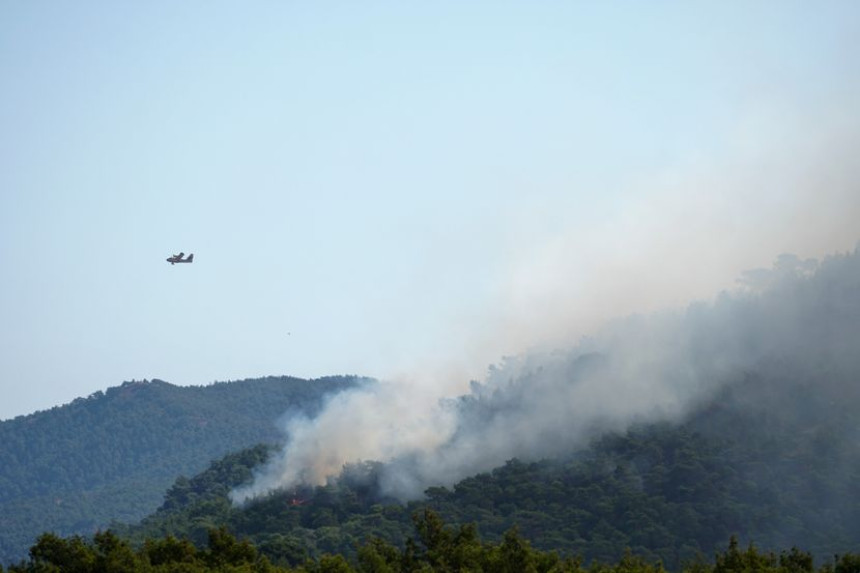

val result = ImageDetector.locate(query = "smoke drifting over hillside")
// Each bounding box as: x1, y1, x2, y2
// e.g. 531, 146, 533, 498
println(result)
229, 96, 860, 506
232, 245, 860, 503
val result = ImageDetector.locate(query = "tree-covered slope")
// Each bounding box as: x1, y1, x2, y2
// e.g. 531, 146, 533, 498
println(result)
120, 390, 860, 571
0, 375, 364, 565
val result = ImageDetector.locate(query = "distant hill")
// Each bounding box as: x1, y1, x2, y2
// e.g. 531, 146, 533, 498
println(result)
0, 375, 364, 565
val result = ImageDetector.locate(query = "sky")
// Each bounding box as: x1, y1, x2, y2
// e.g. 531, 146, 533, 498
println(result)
1, 1, 859, 420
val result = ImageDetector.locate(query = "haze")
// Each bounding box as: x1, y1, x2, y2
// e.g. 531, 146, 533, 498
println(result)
2, 2, 859, 420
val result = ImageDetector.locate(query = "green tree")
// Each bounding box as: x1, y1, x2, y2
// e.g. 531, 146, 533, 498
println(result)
92, 531, 137, 572
28, 533, 95, 573
494, 527, 537, 573
315, 553, 354, 573
778, 548, 814, 573
142, 534, 199, 567
204, 527, 257, 569
356, 538, 399, 573
833, 554, 860, 573
713, 537, 778, 573
412, 508, 453, 570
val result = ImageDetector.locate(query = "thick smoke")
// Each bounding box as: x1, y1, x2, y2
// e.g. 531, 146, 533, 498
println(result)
231, 246, 860, 503
232, 378, 458, 501
232, 107, 860, 505
375, 248, 860, 499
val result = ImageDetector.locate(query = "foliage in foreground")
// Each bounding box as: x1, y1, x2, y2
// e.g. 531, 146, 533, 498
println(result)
6, 510, 860, 573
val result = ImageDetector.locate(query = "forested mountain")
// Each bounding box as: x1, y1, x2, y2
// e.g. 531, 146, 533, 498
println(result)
0, 375, 364, 565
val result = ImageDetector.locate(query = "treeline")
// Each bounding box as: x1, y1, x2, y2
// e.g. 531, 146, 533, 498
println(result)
7, 510, 860, 573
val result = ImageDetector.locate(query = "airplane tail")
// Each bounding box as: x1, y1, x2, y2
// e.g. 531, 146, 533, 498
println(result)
187, 254, 193, 262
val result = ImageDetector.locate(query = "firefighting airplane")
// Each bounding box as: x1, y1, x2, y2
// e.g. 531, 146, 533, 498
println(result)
166, 252, 194, 265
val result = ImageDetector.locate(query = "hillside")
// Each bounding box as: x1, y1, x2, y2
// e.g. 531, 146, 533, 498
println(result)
0, 375, 364, 565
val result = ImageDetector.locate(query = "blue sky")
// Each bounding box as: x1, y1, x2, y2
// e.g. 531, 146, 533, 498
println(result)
2, 1, 859, 419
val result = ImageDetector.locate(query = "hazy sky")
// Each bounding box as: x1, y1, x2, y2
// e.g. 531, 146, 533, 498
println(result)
2, 1, 859, 420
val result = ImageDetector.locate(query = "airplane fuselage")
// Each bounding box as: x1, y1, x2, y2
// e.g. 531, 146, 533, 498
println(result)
166, 253, 193, 264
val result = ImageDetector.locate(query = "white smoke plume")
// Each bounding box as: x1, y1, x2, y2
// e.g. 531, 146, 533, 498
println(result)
231, 107, 860, 505
232, 379, 459, 501
233, 245, 860, 504
375, 248, 860, 499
